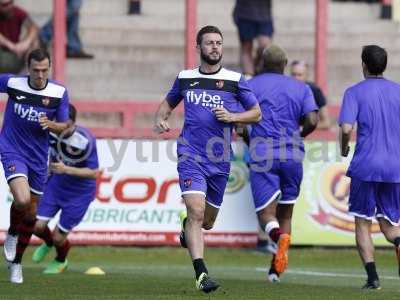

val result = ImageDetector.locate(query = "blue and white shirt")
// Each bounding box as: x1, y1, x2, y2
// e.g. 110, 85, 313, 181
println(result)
48, 125, 98, 193
0, 74, 69, 169
166, 67, 258, 174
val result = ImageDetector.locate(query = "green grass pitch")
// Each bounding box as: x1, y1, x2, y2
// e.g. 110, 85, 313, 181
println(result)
0, 246, 399, 299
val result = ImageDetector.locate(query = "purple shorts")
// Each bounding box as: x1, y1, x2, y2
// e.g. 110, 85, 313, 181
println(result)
177, 157, 229, 209
1, 152, 46, 195
37, 181, 94, 232
250, 159, 303, 212
349, 178, 400, 225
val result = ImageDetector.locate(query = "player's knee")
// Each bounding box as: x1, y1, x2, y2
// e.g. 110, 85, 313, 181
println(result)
202, 220, 215, 230
13, 193, 31, 210
53, 227, 68, 246
53, 234, 66, 247
188, 209, 204, 225
34, 221, 46, 234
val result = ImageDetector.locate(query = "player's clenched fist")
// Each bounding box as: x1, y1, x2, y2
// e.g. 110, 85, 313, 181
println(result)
50, 161, 67, 174
212, 107, 234, 123
39, 115, 50, 130
154, 118, 170, 134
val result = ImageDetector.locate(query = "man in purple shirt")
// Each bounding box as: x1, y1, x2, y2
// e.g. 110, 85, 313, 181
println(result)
247, 45, 318, 282
0, 49, 70, 283
339, 45, 400, 290
32, 104, 99, 274
154, 25, 261, 293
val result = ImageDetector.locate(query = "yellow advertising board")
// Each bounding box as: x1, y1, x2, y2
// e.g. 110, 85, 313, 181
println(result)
291, 142, 389, 245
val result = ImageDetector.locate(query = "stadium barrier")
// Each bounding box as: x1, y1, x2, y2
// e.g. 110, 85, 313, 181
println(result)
0, 101, 340, 140
0, 137, 390, 247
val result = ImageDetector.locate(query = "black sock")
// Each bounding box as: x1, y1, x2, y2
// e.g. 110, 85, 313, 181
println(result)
394, 237, 400, 248
365, 262, 379, 282
180, 217, 187, 247
257, 239, 268, 248
8, 228, 17, 236
269, 267, 279, 276
182, 217, 187, 231
193, 258, 208, 280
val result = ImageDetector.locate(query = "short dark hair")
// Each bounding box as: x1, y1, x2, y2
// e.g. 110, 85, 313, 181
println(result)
196, 25, 223, 45
27, 48, 51, 67
361, 45, 387, 75
261, 45, 288, 74
69, 104, 77, 122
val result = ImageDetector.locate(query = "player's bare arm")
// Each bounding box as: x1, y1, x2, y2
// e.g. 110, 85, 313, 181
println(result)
212, 103, 261, 124
339, 123, 352, 157
50, 161, 99, 179
154, 99, 174, 133
39, 116, 71, 134
300, 111, 318, 138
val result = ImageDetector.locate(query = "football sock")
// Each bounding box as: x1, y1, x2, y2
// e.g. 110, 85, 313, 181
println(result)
266, 221, 282, 243
55, 240, 71, 263
365, 262, 379, 282
182, 217, 187, 230
193, 258, 208, 280
13, 219, 35, 264
257, 239, 269, 248
8, 203, 25, 236
394, 237, 400, 248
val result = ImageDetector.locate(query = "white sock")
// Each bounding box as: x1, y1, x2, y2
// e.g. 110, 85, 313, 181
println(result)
265, 221, 280, 235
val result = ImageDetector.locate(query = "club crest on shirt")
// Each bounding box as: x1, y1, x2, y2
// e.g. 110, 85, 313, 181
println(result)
8, 165, 16, 173
183, 178, 192, 188
216, 80, 224, 89
42, 97, 50, 106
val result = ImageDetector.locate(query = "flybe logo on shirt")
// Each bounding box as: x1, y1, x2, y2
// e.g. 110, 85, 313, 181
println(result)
14, 103, 46, 122
186, 91, 224, 108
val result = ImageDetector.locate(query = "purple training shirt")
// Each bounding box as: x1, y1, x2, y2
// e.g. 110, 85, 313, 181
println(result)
339, 78, 400, 182
248, 73, 317, 162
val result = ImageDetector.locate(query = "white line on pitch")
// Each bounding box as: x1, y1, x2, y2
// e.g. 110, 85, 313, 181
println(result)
255, 268, 399, 280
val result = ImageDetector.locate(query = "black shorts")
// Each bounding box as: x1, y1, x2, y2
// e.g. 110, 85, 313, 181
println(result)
234, 18, 274, 41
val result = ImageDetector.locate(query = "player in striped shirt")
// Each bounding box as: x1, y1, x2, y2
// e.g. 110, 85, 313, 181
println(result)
155, 25, 261, 293
0, 49, 70, 283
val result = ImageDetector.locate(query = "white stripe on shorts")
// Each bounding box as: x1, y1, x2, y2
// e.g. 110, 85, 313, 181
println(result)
278, 199, 297, 205
6, 173, 28, 182
376, 214, 400, 226
255, 190, 282, 212
30, 187, 43, 195
349, 212, 374, 221
57, 222, 70, 233
206, 200, 220, 209
181, 191, 206, 197
36, 215, 52, 221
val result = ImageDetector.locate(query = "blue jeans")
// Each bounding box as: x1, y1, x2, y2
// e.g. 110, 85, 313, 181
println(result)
40, 0, 83, 52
